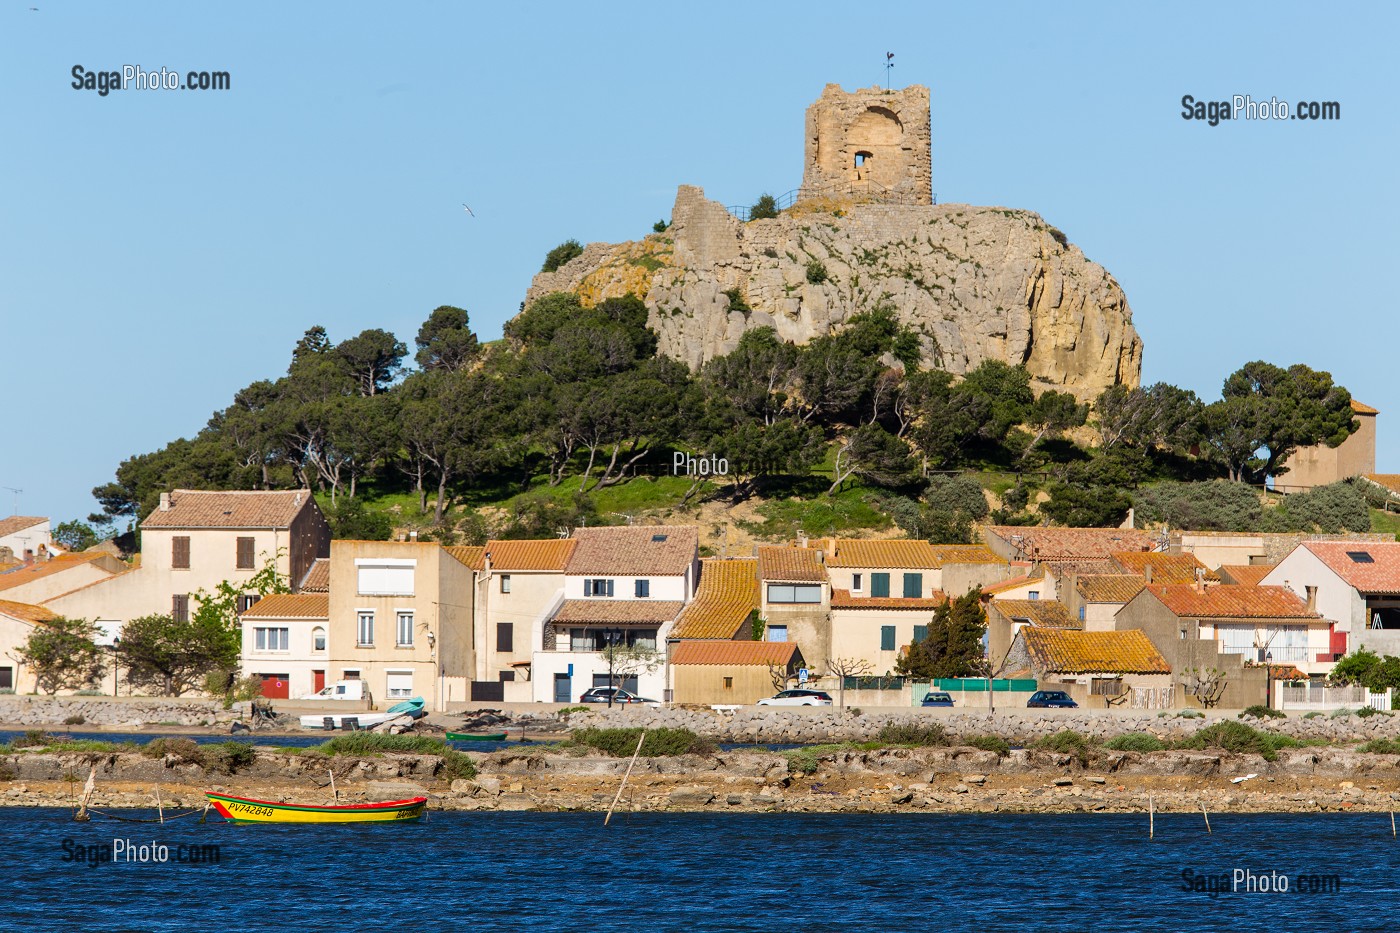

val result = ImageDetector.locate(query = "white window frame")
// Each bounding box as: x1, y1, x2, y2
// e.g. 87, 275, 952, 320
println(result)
354, 558, 416, 597
396, 610, 415, 647
254, 627, 289, 652
357, 610, 375, 647
385, 668, 414, 699
312, 626, 326, 652
500, 574, 511, 594
852, 573, 863, 592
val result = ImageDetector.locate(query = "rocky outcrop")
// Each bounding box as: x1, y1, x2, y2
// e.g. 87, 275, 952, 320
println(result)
525, 186, 1143, 396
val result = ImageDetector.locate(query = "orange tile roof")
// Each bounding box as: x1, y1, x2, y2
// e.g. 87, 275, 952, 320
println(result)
1361, 475, 1400, 497
242, 593, 329, 619
1217, 564, 1275, 587
672, 559, 759, 639
1302, 542, 1400, 595
1146, 584, 1319, 619
1352, 399, 1379, 415
565, 526, 697, 576
552, 599, 685, 625
990, 599, 1078, 628
927, 544, 1003, 565
1022, 628, 1171, 675
141, 489, 315, 529
1111, 551, 1214, 585
830, 589, 947, 610
483, 538, 577, 571
0, 553, 112, 592
826, 539, 942, 569
0, 516, 46, 538
984, 526, 1156, 562
444, 545, 486, 571
1075, 574, 1145, 604
0, 598, 57, 624
757, 546, 825, 582
299, 558, 330, 593
669, 640, 799, 666
981, 568, 1045, 596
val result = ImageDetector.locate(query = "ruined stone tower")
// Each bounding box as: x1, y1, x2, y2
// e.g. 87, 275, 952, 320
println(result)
800, 83, 932, 205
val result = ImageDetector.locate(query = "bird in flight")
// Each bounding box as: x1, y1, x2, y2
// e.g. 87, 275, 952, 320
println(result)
461, 203, 474, 216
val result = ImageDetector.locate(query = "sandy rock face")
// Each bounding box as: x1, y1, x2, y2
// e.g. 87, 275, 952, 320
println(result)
524, 186, 1143, 397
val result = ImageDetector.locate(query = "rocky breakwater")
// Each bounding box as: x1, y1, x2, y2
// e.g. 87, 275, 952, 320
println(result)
0, 696, 238, 728
525, 186, 1143, 397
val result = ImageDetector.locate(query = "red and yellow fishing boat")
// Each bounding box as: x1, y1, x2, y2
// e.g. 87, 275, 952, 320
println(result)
205, 792, 427, 824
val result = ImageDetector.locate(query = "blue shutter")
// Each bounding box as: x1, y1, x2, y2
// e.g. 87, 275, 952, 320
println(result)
607, 579, 615, 597
903, 573, 923, 598
871, 573, 891, 598
880, 625, 896, 651
913, 625, 928, 644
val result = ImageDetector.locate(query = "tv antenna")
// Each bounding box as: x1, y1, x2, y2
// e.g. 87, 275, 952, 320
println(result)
0, 487, 20, 516
884, 51, 894, 90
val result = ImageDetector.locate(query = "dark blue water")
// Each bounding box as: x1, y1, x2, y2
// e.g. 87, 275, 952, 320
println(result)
1, 810, 1394, 931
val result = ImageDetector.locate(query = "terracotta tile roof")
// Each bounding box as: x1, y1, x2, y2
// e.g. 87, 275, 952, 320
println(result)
1146, 584, 1320, 619
826, 539, 941, 569
298, 558, 330, 593
444, 546, 486, 571
141, 489, 315, 529
0, 553, 112, 592
1217, 564, 1275, 587
672, 559, 759, 639
1352, 399, 1379, 415
984, 526, 1156, 562
1111, 551, 1214, 585
0, 598, 57, 624
483, 538, 577, 571
669, 640, 799, 666
1022, 628, 1171, 675
830, 589, 947, 610
990, 599, 1078, 628
0, 516, 46, 538
1302, 542, 1400, 595
981, 568, 1045, 597
565, 526, 697, 576
1361, 475, 1400, 497
552, 599, 684, 625
927, 544, 1003, 565
757, 547, 825, 582
242, 593, 329, 620
1075, 574, 1146, 604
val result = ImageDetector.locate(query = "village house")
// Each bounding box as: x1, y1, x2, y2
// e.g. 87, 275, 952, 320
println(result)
1174, 530, 1392, 570
979, 565, 1046, 601
979, 526, 1158, 600
823, 540, 955, 674
670, 640, 804, 706
1274, 399, 1377, 493
1007, 627, 1174, 709
1064, 575, 1144, 630
0, 599, 63, 695
1217, 564, 1276, 586
1261, 541, 1400, 658
0, 551, 128, 608
532, 525, 699, 703
0, 516, 50, 563
986, 598, 1079, 670
238, 592, 329, 699
756, 546, 830, 663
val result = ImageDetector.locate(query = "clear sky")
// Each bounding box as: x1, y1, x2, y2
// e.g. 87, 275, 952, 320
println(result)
3, 1, 1396, 527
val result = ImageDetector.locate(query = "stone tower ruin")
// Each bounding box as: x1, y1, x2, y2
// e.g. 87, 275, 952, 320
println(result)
800, 83, 932, 205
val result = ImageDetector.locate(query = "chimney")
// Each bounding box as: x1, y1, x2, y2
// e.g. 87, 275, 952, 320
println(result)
294, 491, 302, 507
22, 549, 34, 566
1305, 584, 1317, 612
1143, 564, 1153, 585
483, 551, 493, 578
797, 530, 808, 548
159, 492, 171, 512
827, 537, 837, 558
36, 544, 49, 563
408, 530, 418, 542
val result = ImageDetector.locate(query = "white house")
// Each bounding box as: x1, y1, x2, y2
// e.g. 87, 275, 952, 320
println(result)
238, 592, 330, 699
532, 525, 699, 703
1262, 541, 1400, 659
0, 516, 50, 563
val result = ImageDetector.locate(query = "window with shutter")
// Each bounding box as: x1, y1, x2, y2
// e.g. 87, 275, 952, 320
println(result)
880, 625, 896, 651
870, 573, 890, 598
903, 573, 923, 598
172, 594, 190, 622
635, 579, 650, 598
172, 536, 191, 570
236, 537, 255, 570
913, 625, 928, 644
497, 623, 514, 653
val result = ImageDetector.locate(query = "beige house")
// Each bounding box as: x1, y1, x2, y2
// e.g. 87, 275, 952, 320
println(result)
670, 640, 803, 706
985, 598, 1078, 671
238, 592, 330, 699
0, 599, 62, 694
757, 546, 830, 664
0, 552, 127, 606
325, 540, 477, 710
1261, 541, 1400, 658
1065, 574, 1144, 630
45, 489, 331, 633
1276, 399, 1377, 492
1008, 627, 1174, 709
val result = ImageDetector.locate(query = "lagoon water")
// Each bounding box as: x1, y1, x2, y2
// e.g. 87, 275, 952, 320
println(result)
3, 809, 1396, 931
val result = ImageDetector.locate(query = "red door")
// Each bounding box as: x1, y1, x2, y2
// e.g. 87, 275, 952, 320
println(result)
259, 673, 290, 699
313, 670, 326, 693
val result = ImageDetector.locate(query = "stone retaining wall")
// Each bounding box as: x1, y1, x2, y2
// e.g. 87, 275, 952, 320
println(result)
0, 696, 237, 728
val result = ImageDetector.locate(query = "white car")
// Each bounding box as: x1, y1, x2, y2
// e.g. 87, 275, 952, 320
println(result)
756, 689, 834, 707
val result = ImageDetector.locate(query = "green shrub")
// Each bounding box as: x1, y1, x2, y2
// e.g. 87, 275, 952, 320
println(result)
748, 193, 779, 221
541, 239, 584, 273
876, 722, 948, 747
1239, 705, 1285, 720
1356, 706, 1391, 719
1359, 738, 1400, 755
557, 706, 590, 717
1034, 730, 1093, 760
63, 714, 85, 726
1303, 711, 1323, 719
1103, 732, 1166, 753
200, 741, 257, 774
1178, 710, 1205, 719
1330, 708, 1353, 719
723, 287, 751, 314
785, 748, 821, 775
805, 259, 828, 284
652, 219, 669, 233
571, 727, 714, 757
1176, 721, 1283, 761
12, 730, 48, 749
142, 737, 202, 762
320, 732, 449, 756
439, 748, 477, 781
964, 735, 1011, 757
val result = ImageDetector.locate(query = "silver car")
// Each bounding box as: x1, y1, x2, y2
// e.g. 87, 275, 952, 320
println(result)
756, 689, 834, 707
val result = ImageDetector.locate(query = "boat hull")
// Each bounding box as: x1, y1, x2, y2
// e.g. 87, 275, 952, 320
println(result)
206, 792, 427, 824
446, 732, 507, 742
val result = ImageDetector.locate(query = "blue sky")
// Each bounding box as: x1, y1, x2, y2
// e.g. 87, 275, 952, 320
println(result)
3, 1, 1396, 526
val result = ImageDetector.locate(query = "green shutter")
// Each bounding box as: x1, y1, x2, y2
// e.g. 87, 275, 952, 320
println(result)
871, 573, 890, 598
880, 625, 896, 651
913, 625, 928, 644
903, 572, 923, 598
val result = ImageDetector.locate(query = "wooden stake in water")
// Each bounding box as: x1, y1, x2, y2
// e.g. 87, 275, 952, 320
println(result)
329, 769, 338, 803
1391, 810, 1396, 838
1149, 794, 1154, 839
604, 729, 647, 827
155, 785, 164, 824
1201, 802, 1211, 834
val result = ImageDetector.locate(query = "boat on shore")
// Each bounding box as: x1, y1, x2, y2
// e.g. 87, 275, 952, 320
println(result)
298, 696, 426, 731
205, 792, 427, 824
446, 731, 508, 742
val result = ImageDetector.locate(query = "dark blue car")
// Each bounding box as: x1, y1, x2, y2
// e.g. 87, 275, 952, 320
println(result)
1027, 690, 1078, 708
920, 691, 955, 707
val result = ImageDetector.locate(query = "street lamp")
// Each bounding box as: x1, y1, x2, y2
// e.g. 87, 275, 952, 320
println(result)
111, 637, 121, 697
1265, 650, 1273, 710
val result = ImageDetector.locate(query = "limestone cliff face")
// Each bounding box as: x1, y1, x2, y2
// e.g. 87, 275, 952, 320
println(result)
524, 186, 1143, 395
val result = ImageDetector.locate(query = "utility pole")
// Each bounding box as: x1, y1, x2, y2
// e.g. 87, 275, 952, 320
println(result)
0, 486, 20, 516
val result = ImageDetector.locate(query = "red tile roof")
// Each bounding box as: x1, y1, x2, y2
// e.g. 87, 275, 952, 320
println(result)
1352, 399, 1379, 415
483, 539, 577, 571
141, 489, 315, 529
671, 559, 760, 639
1146, 584, 1320, 620
565, 526, 697, 576
1022, 628, 1171, 675
0, 598, 57, 624
989, 599, 1078, 628
552, 599, 684, 625
242, 593, 329, 619
1217, 564, 1275, 587
299, 558, 330, 593
757, 547, 825, 582
927, 544, 1003, 565
1111, 551, 1214, 585
0, 553, 114, 592
984, 526, 1156, 562
444, 546, 487, 571
1075, 574, 1145, 604
826, 539, 942, 569
830, 589, 947, 610
0, 516, 46, 539
1302, 542, 1400, 595
669, 640, 799, 666
981, 568, 1045, 596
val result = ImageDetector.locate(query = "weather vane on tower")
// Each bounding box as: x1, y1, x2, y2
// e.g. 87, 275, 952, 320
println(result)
885, 51, 894, 89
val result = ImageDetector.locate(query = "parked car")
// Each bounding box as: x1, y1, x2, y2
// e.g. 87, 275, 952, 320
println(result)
1027, 690, 1078, 709
756, 689, 833, 707
578, 687, 659, 706
920, 691, 955, 707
